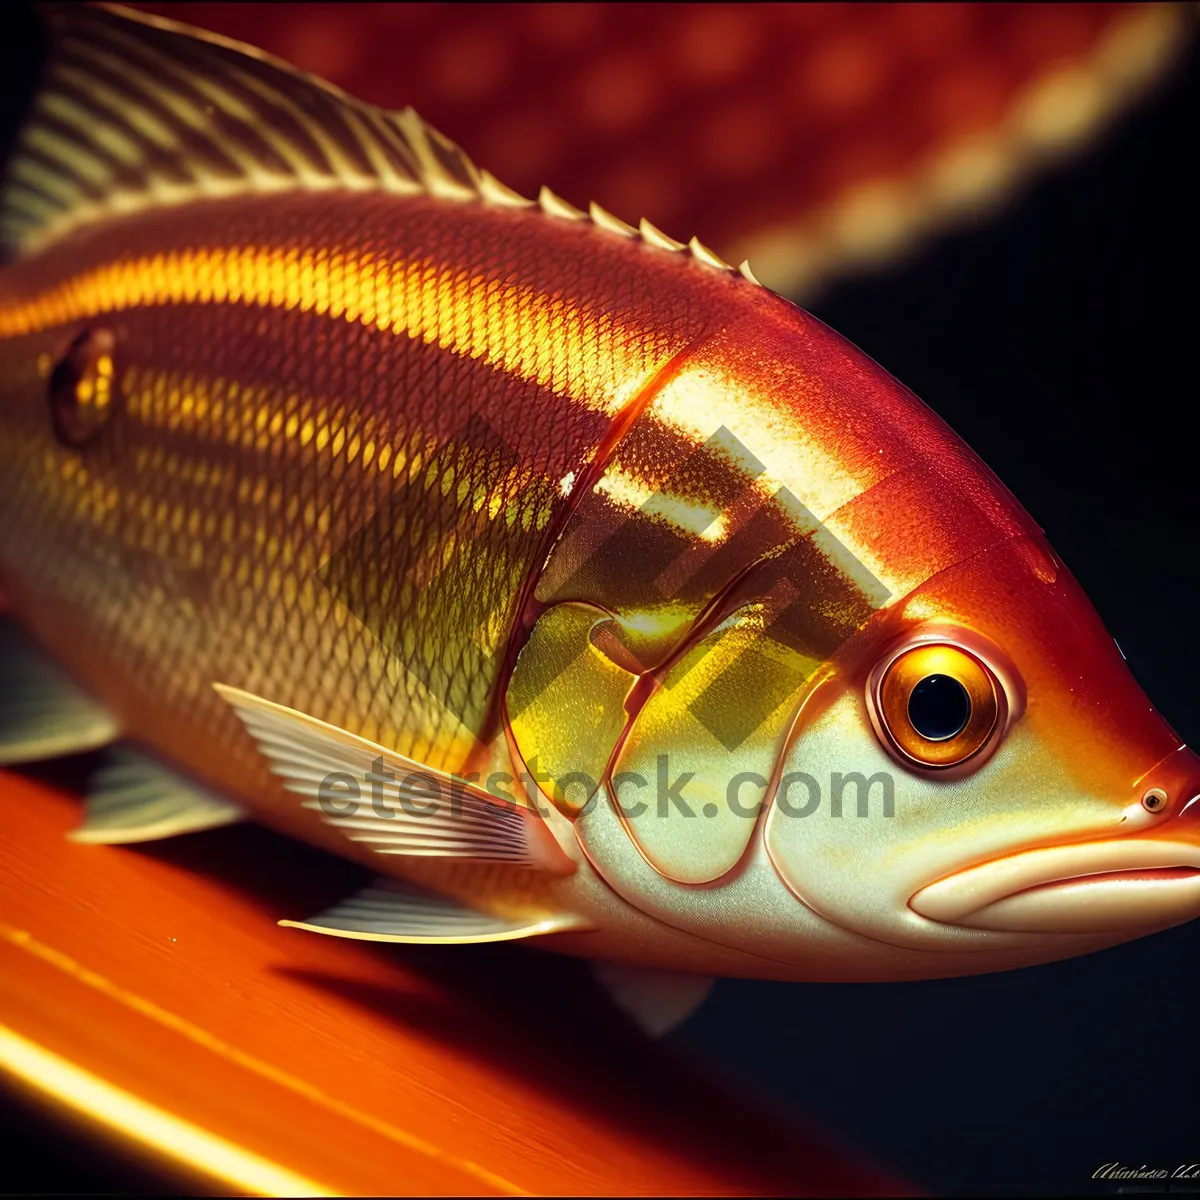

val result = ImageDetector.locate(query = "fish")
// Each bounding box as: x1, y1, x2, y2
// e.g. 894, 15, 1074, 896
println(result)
1, 2, 1198, 1036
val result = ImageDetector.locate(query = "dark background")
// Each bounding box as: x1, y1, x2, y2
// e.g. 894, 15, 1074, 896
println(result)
1, 7, 1198, 1199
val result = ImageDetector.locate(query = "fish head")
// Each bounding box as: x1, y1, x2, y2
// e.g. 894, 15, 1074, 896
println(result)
536, 297, 1199, 976
765, 530, 1200, 969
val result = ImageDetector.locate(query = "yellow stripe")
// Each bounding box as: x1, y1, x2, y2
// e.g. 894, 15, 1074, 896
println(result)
119, 366, 544, 514
0, 245, 678, 418
0, 924, 529, 1195
0, 1025, 335, 1196
593, 464, 729, 542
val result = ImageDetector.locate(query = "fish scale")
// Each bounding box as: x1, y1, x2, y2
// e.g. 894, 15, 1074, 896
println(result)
1, 202, 668, 762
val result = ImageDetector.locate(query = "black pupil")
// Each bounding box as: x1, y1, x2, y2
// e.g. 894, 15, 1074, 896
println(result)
908, 674, 971, 742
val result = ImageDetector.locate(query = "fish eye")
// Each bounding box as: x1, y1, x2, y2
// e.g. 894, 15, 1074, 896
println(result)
874, 643, 1001, 769
1142, 788, 1168, 813
48, 325, 119, 449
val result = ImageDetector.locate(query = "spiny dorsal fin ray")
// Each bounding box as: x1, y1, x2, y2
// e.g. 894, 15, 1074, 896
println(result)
3, 1, 423, 255
2, 2, 760, 286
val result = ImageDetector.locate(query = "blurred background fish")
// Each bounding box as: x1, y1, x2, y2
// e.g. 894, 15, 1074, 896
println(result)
127, 1, 1190, 299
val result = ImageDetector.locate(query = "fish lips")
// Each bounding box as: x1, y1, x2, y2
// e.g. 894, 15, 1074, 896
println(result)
910, 836, 1200, 934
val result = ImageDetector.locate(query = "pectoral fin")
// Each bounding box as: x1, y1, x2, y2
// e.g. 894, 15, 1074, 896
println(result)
592, 962, 716, 1036
214, 683, 573, 874
69, 748, 245, 844
281, 878, 590, 944
0, 623, 119, 764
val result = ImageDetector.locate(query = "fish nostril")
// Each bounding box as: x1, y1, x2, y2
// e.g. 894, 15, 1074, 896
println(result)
1142, 788, 1169, 814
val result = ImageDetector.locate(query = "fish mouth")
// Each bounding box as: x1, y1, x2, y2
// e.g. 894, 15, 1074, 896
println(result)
910, 838, 1200, 934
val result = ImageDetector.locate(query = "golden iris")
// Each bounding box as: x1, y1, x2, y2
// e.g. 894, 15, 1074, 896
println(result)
877, 643, 999, 768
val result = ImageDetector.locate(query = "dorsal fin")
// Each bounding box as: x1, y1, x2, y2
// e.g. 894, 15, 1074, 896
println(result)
2, 2, 437, 255
1, 2, 761, 286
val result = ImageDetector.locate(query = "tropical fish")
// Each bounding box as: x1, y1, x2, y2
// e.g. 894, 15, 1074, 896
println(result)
1, 3, 1198, 1035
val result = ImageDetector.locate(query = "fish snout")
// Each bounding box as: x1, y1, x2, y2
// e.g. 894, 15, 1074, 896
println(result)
909, 749, 1200, 935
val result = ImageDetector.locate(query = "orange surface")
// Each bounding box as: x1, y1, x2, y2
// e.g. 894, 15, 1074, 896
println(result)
0, 763, 911, 1196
